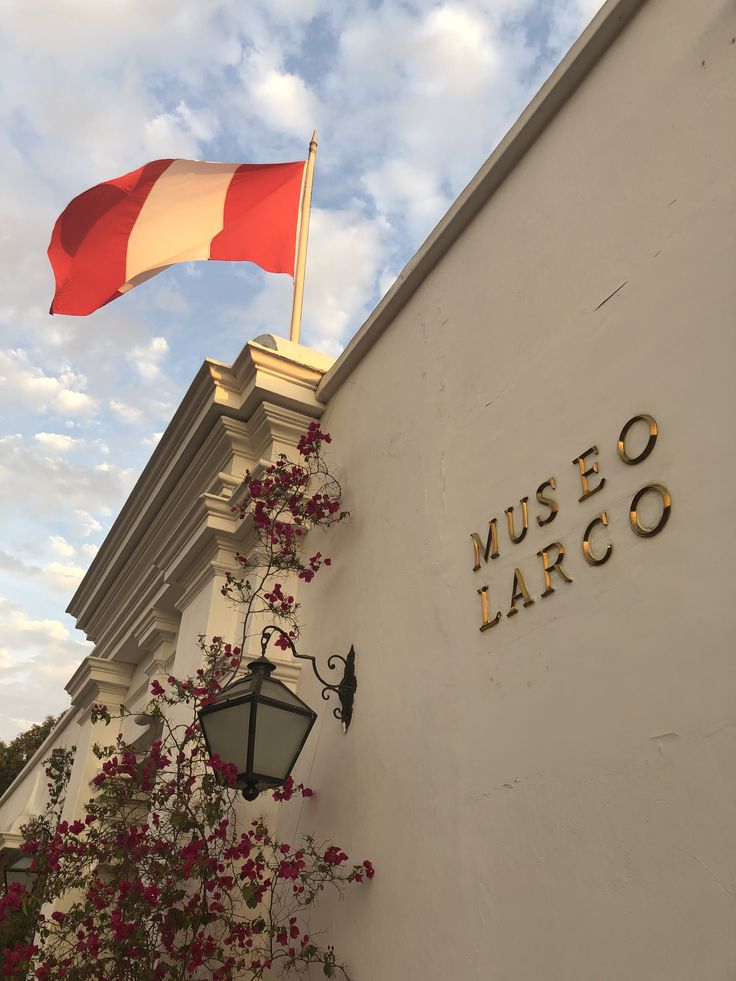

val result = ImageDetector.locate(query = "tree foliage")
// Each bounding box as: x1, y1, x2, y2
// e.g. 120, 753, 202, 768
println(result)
0, 715, 64, 798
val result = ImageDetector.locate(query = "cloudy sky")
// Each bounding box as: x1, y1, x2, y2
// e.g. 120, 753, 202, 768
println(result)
0, 0, 603, 739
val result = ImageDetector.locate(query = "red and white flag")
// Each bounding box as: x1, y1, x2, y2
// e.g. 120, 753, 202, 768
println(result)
48, 158, 306, 316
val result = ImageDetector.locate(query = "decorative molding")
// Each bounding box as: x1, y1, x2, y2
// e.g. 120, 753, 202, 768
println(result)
200, 490, 240, 526
128, 716, 164, 754
133, 608, 179, 656
0, 832, 23, 856
65, 656, 136, 721
248, 401, 318, 460
226, 337, 334, 420
206, 470, 242, 500
68, 339, 331, 637
171, 535, 243, 614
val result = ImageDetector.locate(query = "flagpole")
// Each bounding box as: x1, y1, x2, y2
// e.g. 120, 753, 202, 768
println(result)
289, 131, 318, 344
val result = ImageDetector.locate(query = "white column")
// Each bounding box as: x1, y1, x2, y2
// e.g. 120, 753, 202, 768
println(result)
62, 656, 136, 822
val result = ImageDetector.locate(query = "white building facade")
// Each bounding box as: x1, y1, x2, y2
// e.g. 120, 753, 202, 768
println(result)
2, 0, 735, 976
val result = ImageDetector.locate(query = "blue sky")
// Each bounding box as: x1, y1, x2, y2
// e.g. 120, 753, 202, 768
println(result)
0, 0, 601, 738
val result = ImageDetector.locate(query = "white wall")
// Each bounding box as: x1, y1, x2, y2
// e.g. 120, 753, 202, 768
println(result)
288, 0, 736, 977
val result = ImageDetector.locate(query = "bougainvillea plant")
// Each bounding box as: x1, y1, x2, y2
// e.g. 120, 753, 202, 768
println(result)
222, 421, 349, 657
0, 424, 372, 979
0, 747, 73, 973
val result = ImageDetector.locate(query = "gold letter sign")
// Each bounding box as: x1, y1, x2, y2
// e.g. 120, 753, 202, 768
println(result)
572, 446, 606, 502
469, 411, 672, 639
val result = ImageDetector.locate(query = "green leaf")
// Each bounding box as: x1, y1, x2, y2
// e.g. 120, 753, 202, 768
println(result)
241, 883, 258, 909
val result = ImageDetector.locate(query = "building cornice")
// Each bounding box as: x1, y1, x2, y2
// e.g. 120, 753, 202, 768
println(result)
0, 832, 24, 855
68, 339, 333, 647
316, 0, 647, 404
133, 609, 179, 655
65, 656, 136, 720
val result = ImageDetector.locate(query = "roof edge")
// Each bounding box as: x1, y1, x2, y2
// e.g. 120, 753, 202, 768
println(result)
67, 337, 333, 626
317, 0, 647, 404
0, 711, 74, 813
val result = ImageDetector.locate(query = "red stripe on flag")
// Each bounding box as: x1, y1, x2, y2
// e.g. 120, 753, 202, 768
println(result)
48, 159, 174, 315
209, 162, 305, 274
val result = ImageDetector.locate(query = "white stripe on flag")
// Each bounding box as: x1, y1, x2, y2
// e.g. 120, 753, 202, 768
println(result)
125, 160, 238, 285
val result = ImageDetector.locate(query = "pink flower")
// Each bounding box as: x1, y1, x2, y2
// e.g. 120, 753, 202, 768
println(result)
323, 845, 348, 866
278, 858, 305, 880
221, 762, 238, 786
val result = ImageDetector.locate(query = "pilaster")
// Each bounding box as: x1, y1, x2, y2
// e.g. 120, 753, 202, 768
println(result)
62, 656, 136, 822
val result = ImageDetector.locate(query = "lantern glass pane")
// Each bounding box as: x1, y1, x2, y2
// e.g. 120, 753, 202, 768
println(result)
7, 856, 33, 872
253, 703, 312, 780
5, 869, 31, 887
5, 855, 35, 888
201, 701, 251, 773
219, 676, 256, 700
259, 679, 305, 708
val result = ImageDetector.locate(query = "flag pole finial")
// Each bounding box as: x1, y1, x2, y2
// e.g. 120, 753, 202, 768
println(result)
289, 131, 318, 345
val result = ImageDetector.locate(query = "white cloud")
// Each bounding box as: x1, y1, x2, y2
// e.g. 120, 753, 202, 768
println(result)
363, 160, 449, 242
544, 0, 606, 54
0, 538, 89, 594
80, 543, 99, 559
42, 561, 88, 591
248, 59, 323, 138
0, 436, 136, 521
304, 207, 391, 352
34, 432, 78, 454
316, 1, 554, 245
54, 389, 96, 415
0, 0, 604, 741
49, 535, 75, 558
129, 336, 169, 380
149, 284, 191, 315
1, 600, 69, 645
152, 401, 175, 419
0, 550, 41, 579
0, 349, 97, 417
0, 598, 89, 740
109, 400, 144, 425
74, 510, 102, 537
253, 0, 331, 23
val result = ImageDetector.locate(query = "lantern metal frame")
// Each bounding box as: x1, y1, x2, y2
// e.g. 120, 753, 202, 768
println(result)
199, 649, 317, 801
198, 626, 357, 801
259, 625, 357, 730
3, 853, 38, 893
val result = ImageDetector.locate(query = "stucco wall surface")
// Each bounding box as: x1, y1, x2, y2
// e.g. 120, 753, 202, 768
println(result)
286, 0, 736, 977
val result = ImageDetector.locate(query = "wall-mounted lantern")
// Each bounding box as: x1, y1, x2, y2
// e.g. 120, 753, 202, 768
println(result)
199, 626, 357, 801
3, 853, 38, 892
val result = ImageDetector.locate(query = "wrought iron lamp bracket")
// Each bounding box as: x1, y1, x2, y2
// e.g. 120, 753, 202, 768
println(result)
260, 625, 357, 730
